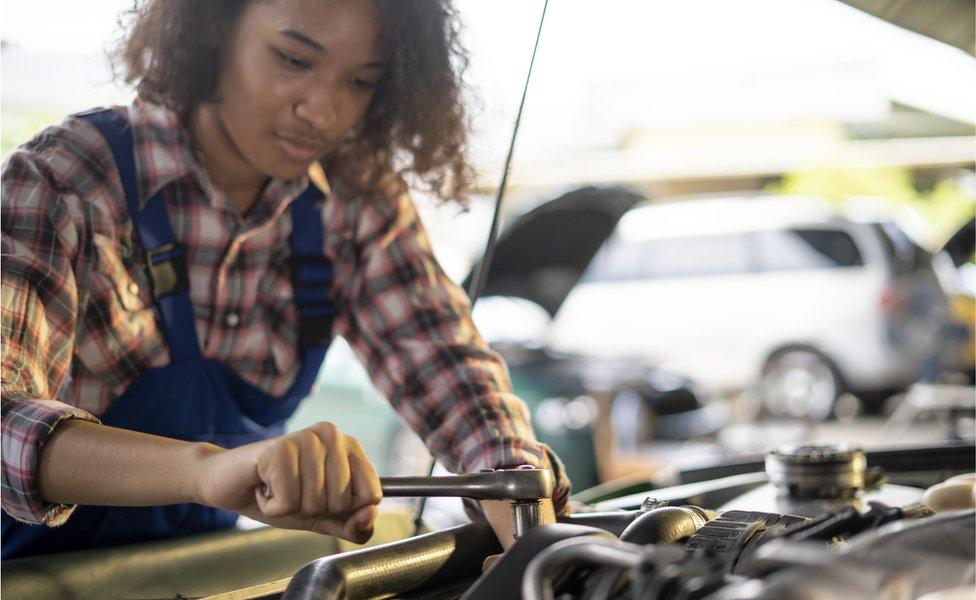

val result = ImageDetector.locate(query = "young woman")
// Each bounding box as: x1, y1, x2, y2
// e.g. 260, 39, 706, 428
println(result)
1, 0, 569, 559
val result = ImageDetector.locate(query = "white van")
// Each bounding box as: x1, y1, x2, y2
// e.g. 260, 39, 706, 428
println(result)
523, 192, 957, 420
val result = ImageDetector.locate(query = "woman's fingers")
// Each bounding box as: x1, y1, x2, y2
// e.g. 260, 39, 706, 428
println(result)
347, 437, 382, 520
304, 517, 351, 540
297, 429, 328, 516
317, 422, 353, 516
274, 504, 376, 544
341, 503, 379, 544
247, 423, 380, 542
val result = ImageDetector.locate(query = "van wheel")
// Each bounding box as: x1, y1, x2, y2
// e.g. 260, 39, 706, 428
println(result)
759, 349, 841, 421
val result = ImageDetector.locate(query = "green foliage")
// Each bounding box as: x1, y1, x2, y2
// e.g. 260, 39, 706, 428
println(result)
922, 179, 976, 246
767, 166, 976, 249
1, 111, 66, 161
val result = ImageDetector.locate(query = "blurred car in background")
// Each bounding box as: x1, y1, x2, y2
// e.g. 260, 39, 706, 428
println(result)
491, 339, 727, 488
478, 188, 968, 421
289, 186, 967, 490
934, 217, 976, 381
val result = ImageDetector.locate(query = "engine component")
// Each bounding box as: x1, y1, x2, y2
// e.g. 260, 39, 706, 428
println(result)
281, 522, 500, 600
682, 510, 807, 574
718, 444, 924, 517
520, 536, 720, 600
777, 501, 934, 543
719, 510, 976, 600
923, 473, 976, 512
467, 507, 715, 600
765, 443, 879, 500
522, 537, 646, 600
585, 506, 715, 600
518, 507, 971, 600
619, 505, 714, 545
463, 524, 616, 600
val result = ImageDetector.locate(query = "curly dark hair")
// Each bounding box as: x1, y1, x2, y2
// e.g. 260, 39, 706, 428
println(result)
113, 0, 474, 204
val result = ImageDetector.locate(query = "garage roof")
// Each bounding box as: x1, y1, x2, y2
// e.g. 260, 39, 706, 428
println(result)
838, 0, 975, 55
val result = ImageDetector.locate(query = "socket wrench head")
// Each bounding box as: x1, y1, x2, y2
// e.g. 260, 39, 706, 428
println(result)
511, 500, 542, 539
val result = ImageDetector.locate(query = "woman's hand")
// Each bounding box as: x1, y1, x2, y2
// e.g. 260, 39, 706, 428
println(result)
192, 422, 382, 543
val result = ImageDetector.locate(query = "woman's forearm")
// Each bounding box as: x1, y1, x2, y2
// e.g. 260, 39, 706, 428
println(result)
37, 419, 219, 507
36, 419, 385, 543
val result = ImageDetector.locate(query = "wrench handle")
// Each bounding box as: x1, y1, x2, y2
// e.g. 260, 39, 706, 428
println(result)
380, 468, 553, 501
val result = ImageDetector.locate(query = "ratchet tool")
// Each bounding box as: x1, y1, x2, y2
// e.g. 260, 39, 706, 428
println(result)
382, 466, 554, 539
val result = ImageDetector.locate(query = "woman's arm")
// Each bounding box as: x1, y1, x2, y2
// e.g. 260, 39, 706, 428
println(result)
37, 419, 210, 507
37, 419, 383, 543
1, 140, 381, 540
2, 141, 99, 525
329, 181, 572, 519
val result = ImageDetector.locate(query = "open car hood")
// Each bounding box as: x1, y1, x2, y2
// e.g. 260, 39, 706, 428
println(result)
464, 186, 645, 317
940, 217, 976, 267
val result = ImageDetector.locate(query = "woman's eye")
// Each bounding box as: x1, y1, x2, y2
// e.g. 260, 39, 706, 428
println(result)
274, 49, 310, 71
351, 77, 379, 91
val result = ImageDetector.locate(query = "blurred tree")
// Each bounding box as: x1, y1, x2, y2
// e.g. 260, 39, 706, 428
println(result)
767, 166, 975, 252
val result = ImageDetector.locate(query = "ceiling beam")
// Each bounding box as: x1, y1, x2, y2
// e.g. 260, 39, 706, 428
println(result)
837, 0, 975, 55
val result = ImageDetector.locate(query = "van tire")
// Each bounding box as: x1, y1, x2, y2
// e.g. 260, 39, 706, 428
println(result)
759, 348, 843, 421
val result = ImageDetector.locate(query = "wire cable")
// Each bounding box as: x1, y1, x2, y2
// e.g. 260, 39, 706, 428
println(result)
412, 0, 551, 536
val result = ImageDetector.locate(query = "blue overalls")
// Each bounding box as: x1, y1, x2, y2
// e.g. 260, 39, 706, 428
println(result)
2, 109, 336, 559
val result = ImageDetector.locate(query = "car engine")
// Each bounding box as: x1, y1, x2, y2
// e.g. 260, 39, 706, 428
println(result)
277, 443, 974, 600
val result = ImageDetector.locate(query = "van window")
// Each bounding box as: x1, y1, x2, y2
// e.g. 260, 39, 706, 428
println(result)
585, 233, 752, 281
754, 228, 864, 271
873, 223, 930, 275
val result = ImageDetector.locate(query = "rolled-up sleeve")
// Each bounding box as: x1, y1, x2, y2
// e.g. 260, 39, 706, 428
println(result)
1, 391, 97, 525
2, 147, 98, 525
332, 186, 571, 513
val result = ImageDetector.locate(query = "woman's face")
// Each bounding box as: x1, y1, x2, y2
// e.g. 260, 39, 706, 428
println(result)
206, 0, 386, 182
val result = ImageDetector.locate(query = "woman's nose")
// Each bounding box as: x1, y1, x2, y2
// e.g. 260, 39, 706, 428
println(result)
293, 89, 338, 132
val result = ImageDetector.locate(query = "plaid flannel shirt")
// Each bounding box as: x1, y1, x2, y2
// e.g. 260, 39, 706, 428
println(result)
1, 98, 569, 525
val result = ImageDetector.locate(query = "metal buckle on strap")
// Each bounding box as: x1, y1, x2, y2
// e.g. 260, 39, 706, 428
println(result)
145, 243, 188, 298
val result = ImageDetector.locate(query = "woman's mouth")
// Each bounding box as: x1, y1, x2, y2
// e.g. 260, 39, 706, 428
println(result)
274, 132, 324, 163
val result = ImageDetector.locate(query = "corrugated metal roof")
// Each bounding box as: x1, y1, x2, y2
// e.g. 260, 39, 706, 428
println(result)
839, 0, 975, 55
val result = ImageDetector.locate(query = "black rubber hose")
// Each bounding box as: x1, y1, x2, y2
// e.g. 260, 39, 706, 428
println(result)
618, 506, 714, 545
581, 566, 627, 600
577, 507, 714, 600
281, 522, 500, 600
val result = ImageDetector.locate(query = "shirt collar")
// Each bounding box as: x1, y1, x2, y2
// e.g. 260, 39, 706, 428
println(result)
128, 98, 199, 208
257, 158, 331, 218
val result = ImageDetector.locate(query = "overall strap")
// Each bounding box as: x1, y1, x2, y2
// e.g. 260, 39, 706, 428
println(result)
288, 184, 335, 394
76, 109, 202, 362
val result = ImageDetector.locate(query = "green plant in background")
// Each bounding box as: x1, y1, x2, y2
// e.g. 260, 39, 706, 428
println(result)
1, 111, 69, 160
767, 166, 975, 254
922, 178, 976, 249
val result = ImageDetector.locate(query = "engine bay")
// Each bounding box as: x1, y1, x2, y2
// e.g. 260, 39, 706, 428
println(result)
273, 443, 975, 600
